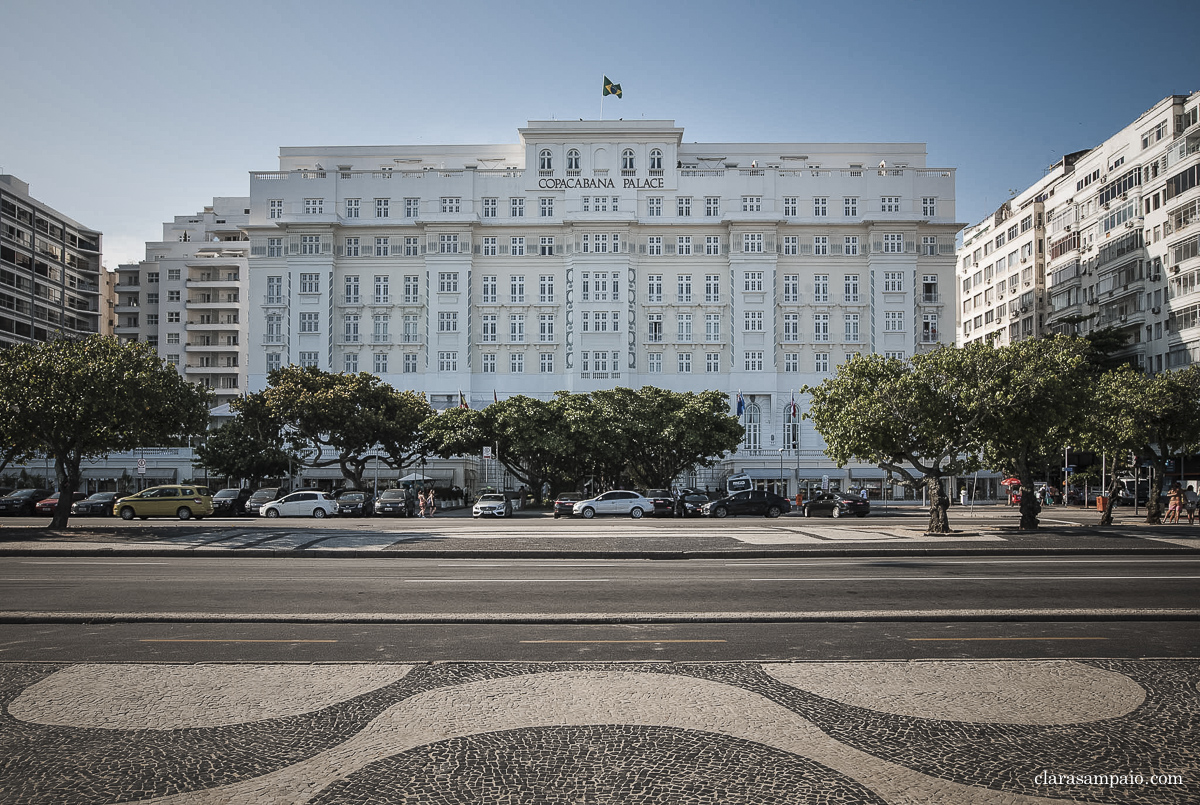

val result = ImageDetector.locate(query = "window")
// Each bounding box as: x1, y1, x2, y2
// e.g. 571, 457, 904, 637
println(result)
481, 353, 496, 373
783, 313, 799, 341
404, 275, 419, 303
922, 197, 937, 217
743, 233, 763, 253
784, 353, 799, 372
783, 197, 797, 216
264, 314, 281, 340
647, 236, 662, 256
340, 237, 359, 257
883, 233, 904, 253
884, 311, 904, 331
299, 352, 319, 368
369, 275, 387, 303
438, 352, 457, 372
677, 197, 691, 216
509, 314, 525, 342
439, 234, 459, 254
438, 311, 457, 332
300, 273, 320, 293
510, 353, 525, 373
647, 313, 663, 342
782, 236, 798, 255
438, 272, 459, 292
539, 197, 554, 217
783, 274, 799, 302
510, 237, 525, 257
705, 236, 721, 255
540, 352, 554, 373
844, 274, 859, 302
705, 197, 720, 217
881, 196, 901, 213
266, 353, 282, 372
167, 268, 180, 281
744, 351, 764, 372
676, 236, 693, 255
403, 353, 418, 373
539, 275, 554, 302
403, 237, 419, 257
539, 236, 555, 256
345, 198, 360, 218
921, 313, 939, 342
704, 274, 720, 302
884, 271, 904, 292
510, 275, 525, 302
304, 198, 324, 215
815, 353, 830, 373
441, 197, 461, 213
266, 276, 284, 304
374, 237, 389, 257
166, 333, 180, 345
677, 274, 692, 302
375, 198, 389, 218
922, 274, 938, 302
744, 271, 764, 292
344, 314, 361, 343
813, 197, 828, 216
844, 197, 858, 217
813, 236, 829, 256
922, 236, 938, 256
266, 237, 283, 257
677, 313, 692, 341
622, 149, 635, 170
647, 275, 663, 303
649, 149, 662, 170
539, 149, 552, 171
344, 353, 358, 373
300, 235, 321, 255
845, 313, 860, 342
814, 313, 829, 341
567, 149, 580, 170
647, 197, 663, 217
269, 199, 283, 219
704, 352, 720, 373
476, 237, 495, 258
405, 198, 419, 218
145, 314, 159, 326
481, 314, 497, 342
742, 196, 762, 212
372, 314, 389, 341
813, 275, 829, 303
705, 313, 720, 342
167, 289, 180, 302
744, 310, 764, 331
342, 275, 360, 304
648, 352, 662, 373
482, 198, 497, 218
373, 353, 388, 373
539, 313, 554, 342
166, 311, 180, 323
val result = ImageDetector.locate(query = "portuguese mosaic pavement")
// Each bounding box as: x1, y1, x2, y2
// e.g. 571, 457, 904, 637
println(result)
0, 659, 1195, 803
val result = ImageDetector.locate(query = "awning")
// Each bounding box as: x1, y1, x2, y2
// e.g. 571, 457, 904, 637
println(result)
848, 467, 888, 479
80, 468, 177, 480
740, 468, 791, 480
796, 468, 847, 480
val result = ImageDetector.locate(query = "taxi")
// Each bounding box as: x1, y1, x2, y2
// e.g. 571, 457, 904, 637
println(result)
113, 484, 214, 520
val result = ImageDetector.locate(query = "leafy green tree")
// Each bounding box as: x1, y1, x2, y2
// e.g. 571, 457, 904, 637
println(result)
0, 336, 212, 528
259, 366, 433, 488
193, 394, 298, 488
1089, 364, 1200, 524
805, 350, 981, 534
959, 337, 1094, 530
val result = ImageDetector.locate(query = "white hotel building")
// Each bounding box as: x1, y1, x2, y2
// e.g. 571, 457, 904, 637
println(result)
244, 120, 960, 494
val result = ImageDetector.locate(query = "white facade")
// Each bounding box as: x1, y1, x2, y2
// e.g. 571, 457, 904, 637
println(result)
116, 198, 250, 408
244, 121, 960, 492
959, 92, 1200, 375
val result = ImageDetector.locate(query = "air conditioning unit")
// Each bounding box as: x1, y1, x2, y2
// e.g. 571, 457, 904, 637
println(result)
1065, 224, 1072, 231
1020, 257, 1028, 263
1126, 221, 1136, 229
1152, 306, 1162, 314
1121, 193, 1129, 201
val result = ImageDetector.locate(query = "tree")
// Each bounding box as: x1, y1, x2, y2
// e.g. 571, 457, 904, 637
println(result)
1089, 364, 1200, 524
959, 337, 1094, 530
259, 366, 433, 489
193, 394, 298, 488
0, 336, 212, 529
805, 350, 981, 534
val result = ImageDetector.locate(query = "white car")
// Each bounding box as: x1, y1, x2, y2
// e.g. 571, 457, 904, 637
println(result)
572, 490, 653, 519
472, 493, 513, 518
261, 490, 336, 518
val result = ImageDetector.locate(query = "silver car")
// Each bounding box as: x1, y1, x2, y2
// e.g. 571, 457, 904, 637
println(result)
472, 493, 513, 518
572, 490, 653, 519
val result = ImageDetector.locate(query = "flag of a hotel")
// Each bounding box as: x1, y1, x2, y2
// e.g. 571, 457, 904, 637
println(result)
603, 76, 622, 98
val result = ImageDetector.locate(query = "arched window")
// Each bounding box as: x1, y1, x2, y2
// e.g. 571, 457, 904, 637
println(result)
744, 402, 762, 450
567, 149, 580, 170
622, 149, 635, 170
539, 149, 553, 171
649, 149, 663, 170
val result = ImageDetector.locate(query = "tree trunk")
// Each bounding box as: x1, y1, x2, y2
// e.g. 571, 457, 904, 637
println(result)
925, 476, 950, 534
1144, 463, 1166, 524
50, 452, 80, 530
1017, 473, 1041, 530
1098, 476, 1123, 526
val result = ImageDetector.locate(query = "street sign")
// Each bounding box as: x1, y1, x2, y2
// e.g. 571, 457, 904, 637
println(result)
821, 474, 829, 490
483, 447, 492, 458
137, 458, 146, 476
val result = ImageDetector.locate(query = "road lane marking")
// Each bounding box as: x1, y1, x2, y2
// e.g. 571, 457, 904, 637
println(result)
750, 576, 1200, 581
520, 639, 727, 644
907, 637, 1109, 642
20, 562, 171, 565
139, 639, 338, 643
404, 578, 610, 583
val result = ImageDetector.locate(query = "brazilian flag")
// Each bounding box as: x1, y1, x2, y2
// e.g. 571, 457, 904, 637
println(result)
603, 76, 622, 98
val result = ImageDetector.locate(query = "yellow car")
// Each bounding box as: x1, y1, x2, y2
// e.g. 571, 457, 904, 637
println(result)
113, 485, 214, 521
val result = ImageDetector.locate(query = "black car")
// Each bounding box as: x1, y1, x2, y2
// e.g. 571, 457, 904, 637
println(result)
802, 492, 871, 518
681, 492, 712, 517
552, 492, 582, 518
643, 489, 675, 517
71, 491, 121, 516
703, 490, 791, 518
245, 487, 288, 516
336, 490, 374, 517
374, 488, 410, 517
0, 488, 53, 516
212, 487, 252, 516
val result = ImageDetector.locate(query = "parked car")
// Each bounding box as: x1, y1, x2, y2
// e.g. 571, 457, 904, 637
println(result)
681, 491, 713, 517
642, 489, 675, 517
0, 489, 54, 516
802, 491, 870, 518
373, 488, 410, 517
336, 490, 374, 517
473, 493, 513, 518
261, 490, 336, 518
704, 490, 791, 518
35, 491, 86, 516
71, 491, 121, 517
572, 490, 654, 519
113, 485, 213, 520
245, 487, 289, 516
553, 492, 582, 518
211, 487, 252, 516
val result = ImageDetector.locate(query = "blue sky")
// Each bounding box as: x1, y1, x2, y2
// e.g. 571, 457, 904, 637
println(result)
2, 0, 1198, 267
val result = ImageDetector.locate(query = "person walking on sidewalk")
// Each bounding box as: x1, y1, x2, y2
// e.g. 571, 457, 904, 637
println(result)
1166, 482, 1183, 524
1185, 484, 1198, 526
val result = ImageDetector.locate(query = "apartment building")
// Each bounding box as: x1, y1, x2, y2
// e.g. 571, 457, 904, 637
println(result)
115, 198, 250, 407
243, 120, 960, 493
0, 174, 103, 348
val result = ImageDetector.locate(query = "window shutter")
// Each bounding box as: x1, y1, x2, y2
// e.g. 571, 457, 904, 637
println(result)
666, 242, 676, 255
800, 243, 812, 256
500, 244, 510, 255
906, 240, 917, 254
473, 244, 480, 254
832, 242, 844, 255
766, 238, 775, 252
288, 236, 300, 255
322, 236, 333, 254
335, 244, 344, 256
251, 244, 266, 256
872, 239, 883, 253
638, 243, 646, 254
555, 243, 564, 255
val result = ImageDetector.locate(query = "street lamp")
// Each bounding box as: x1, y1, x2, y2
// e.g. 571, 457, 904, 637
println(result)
778, 447, 785, 498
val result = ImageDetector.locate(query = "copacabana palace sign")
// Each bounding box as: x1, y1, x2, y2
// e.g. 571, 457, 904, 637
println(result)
538, 177, 665, 189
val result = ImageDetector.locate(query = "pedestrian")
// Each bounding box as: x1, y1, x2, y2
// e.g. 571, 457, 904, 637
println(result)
1186, 484, 1198, 526
1166, 482, 1183, 524
674, 490, 687, 518
517, 485, 526, 510
426, 487, 436, 517
416, 487, 426, 518
405, 486, 416, 517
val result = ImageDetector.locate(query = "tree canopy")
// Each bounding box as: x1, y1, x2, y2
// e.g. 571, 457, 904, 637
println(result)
0, 335, 212, 528
193, 394, 299, 488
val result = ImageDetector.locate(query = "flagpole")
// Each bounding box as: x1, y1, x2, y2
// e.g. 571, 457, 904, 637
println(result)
600, 74, 604, 120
